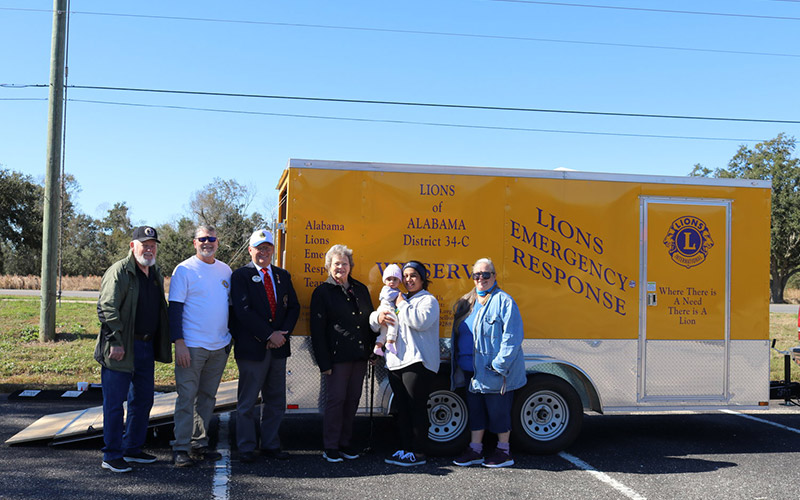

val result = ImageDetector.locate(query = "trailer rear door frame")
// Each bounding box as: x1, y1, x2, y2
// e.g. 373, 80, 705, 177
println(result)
638, 196, 732, 402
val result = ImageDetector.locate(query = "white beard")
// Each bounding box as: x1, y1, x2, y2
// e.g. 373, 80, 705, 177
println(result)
135, 254, 156, 267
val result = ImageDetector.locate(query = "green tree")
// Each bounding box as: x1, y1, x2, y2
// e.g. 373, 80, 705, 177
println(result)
189, 178, 266, 269
0, 168, 43, 275
56, 174, 108, 276
156, 217, 196, 277
99, 202, 133, 265
61, 213, 107, 276
690, 133, 800, 303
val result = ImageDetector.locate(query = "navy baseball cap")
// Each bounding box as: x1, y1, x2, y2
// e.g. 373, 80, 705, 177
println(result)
132, 226, 160, 243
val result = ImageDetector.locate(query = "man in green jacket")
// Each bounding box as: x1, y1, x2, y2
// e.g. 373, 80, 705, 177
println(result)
94, 226, 171, 473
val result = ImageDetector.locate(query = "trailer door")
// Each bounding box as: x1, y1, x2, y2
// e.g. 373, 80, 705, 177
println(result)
639, 197, 731, 402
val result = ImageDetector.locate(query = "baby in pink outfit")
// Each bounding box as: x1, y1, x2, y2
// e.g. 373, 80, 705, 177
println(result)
373, 264, 401, 357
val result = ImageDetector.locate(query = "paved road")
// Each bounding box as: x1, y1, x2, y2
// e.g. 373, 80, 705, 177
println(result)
3, 395, 800, 500
771, 303, 799, 314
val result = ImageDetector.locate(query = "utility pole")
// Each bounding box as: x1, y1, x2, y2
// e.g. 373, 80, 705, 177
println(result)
39, 0, 68, 342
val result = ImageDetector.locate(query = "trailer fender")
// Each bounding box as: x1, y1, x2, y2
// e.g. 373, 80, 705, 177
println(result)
524, 358, 603, 413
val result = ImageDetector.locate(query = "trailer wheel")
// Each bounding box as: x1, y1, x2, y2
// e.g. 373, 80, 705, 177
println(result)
426, 380, 470, 456
511, 374, 583, 454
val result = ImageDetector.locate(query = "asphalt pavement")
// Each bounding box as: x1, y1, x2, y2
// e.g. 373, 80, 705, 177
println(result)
3, 394, 800, 500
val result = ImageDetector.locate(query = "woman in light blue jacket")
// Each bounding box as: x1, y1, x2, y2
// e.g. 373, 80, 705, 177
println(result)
451, 258, 525, 469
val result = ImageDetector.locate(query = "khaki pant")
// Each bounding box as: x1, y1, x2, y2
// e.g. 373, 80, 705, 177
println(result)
172, 346, 229, 452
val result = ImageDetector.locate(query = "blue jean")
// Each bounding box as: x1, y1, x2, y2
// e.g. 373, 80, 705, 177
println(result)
101, 339, 155, 461
466, 390, 514, 434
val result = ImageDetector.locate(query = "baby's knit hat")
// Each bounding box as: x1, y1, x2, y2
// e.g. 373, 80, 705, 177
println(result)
382, 264, 402, 281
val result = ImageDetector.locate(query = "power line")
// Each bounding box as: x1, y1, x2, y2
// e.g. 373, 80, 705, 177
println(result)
62, 84, 800, 125
6, 3, 800, 21
4, 83, 798, 124
70, 98, 766, 143
0, 84, 48, 88
491, 0, 800, 21
1, 7, 798, 58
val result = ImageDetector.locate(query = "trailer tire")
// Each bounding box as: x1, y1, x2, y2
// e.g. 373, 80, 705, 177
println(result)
425, 379, 470, 456
511, 374, 583, 454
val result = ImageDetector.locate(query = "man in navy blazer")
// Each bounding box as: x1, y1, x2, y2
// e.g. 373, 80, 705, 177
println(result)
230, 229, 300, 462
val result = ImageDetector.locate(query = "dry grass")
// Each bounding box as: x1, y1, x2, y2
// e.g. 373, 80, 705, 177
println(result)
0, 275, 171, 292
783, 288, 800, 304
0, 275, 101, 291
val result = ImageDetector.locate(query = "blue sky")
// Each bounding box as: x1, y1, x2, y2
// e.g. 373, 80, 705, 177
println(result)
1, 0, 799, 226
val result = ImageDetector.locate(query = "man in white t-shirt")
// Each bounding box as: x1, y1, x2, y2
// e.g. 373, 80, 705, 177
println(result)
169, 225, 232, 467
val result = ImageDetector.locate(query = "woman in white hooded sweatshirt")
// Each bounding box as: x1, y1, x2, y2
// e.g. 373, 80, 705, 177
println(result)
372, 260, 440, 467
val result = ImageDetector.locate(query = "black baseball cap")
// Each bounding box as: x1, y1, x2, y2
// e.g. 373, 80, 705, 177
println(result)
132, 226, 160, 243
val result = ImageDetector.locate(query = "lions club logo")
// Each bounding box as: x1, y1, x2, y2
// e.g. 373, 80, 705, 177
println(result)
663, 216, 714, 269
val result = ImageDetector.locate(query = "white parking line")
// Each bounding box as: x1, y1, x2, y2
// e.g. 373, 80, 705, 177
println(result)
558, 452, 647, 500
212, 412, 232, 500
720, 409, 800, 434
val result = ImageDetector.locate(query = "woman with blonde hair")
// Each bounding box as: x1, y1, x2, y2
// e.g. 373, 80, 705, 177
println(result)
451, 258, 525, 468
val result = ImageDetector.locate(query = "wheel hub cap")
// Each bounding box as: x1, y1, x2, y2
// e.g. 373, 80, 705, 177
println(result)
427, 390, 468, 443
521, 390, 569, 441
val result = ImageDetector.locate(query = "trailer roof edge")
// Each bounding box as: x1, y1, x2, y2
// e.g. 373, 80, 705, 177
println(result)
285, 159, 771, 189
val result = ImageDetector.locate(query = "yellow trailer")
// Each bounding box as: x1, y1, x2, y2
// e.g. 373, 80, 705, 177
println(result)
275, 159, 771, 453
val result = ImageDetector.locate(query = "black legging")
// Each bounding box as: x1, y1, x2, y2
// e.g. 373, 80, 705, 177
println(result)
388, 361, 435, 454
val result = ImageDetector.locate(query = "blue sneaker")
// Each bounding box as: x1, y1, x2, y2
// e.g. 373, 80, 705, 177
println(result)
386, 450, 426, 466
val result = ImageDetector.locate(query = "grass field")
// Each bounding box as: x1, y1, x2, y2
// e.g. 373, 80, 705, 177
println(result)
0, 296, 236, 391
1, 295, 798, 392
769, 311, 798, 382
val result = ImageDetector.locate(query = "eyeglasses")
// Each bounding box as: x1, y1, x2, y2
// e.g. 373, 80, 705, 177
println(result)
196, 236, 218, 243
473, 271, 494, 280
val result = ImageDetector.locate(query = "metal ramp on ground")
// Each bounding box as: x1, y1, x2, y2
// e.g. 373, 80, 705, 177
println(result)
5, 380, 239, 445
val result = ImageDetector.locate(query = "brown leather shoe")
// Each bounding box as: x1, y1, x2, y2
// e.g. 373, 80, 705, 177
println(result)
190, 447, 222, 461
173, 451, 195, 468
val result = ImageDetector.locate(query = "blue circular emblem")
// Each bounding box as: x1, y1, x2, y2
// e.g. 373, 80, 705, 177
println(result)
663, 216, 714, 269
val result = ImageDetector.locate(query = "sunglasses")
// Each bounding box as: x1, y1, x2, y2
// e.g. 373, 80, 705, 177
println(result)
196, 236, 218, 243
473, 271, 494, 280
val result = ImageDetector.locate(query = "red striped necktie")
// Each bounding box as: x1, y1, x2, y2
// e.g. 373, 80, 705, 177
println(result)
261, 268, 277, 316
